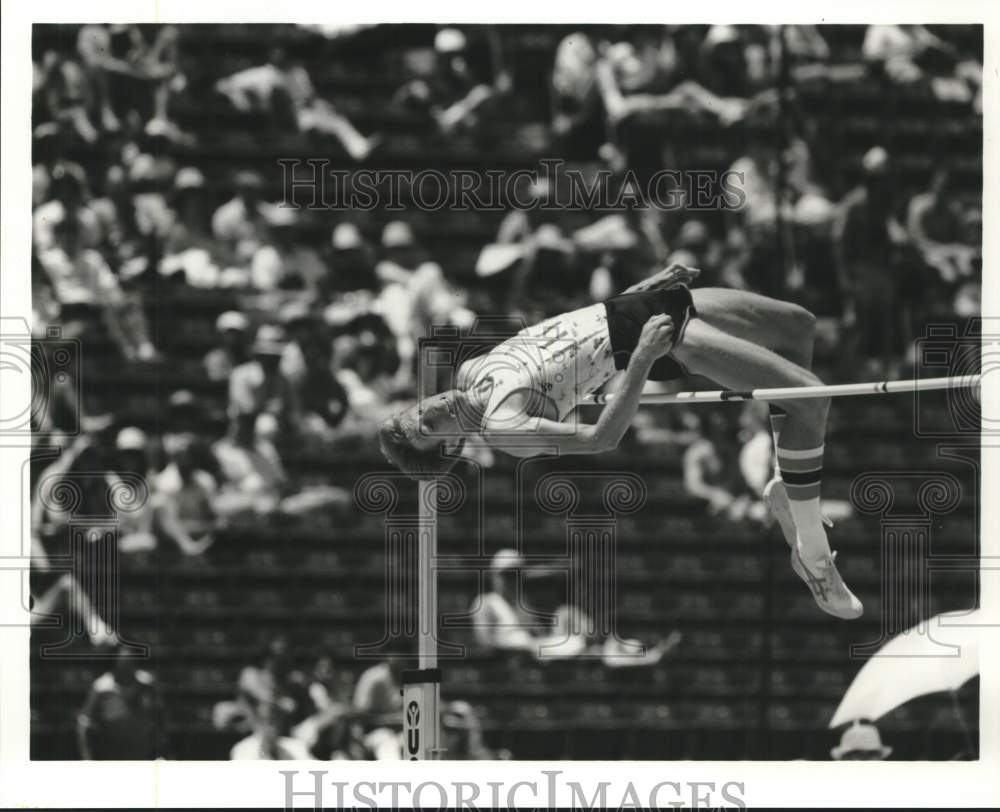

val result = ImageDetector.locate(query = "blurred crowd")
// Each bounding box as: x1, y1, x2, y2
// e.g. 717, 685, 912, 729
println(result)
28, 22, 982, 761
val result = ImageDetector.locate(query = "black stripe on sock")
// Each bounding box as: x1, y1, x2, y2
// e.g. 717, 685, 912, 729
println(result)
780, 468, 824, 486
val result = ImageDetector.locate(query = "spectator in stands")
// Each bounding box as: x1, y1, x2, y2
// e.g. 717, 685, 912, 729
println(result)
472, 549, 538, 654
325, 717, 377, 761
862, 25, 959, 85
211, 170, 277, 264
279, 301, 351, 439
737, 401, 775, 500
160, 167, 226, 286
327, 307, 401, 422
77, 645, 168, 760
33, 161, 101, 253
34, 51, 103, 144
230, 702, 312, 760
215, 635, 313, 736
215, 46, 380, 161
352, 657, 403, 721
227, 324, 298, 434
375, 220, 473, 380
907, 169, 977, 286
31, 425, 117, 648
541, 601, 683, 668
250, 206, 326, 291
76, 24, 185, 134
550, 32, 606, 160
683, 410, 756, 521
325, 222, 379, 295
395, 27, 510, 139
214, 411, 349, 521
153, 432, 218, 558
697, 25, 764, 100
595, 28, 747, 144
352, 657, 405, 759
830, 720, 892, 760
204, 310, 252, 382
832, 146, 910, 376
289, 654, 353, 756
523, 569, 683, 667
212, 412, 289, 520
109, 426, 159, 558
441, 701, 504, 760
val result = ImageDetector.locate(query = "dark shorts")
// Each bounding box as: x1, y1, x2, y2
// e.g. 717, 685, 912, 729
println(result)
604, 285, 697, 381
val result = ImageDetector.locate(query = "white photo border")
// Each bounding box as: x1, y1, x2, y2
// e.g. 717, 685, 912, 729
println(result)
2, 0, 998, 807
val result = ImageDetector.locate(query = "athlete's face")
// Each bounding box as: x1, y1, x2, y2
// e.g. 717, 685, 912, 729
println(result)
410, 392, 463, 452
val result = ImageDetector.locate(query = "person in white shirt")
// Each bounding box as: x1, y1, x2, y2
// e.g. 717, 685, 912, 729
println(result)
230, 702, 313, 760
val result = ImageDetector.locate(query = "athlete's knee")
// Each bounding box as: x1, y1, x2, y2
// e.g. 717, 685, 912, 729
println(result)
789, 304, 817, 340
786, 393, 829, 428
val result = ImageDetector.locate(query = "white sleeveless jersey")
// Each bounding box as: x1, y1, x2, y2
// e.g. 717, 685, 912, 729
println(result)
464, 302, 618, 430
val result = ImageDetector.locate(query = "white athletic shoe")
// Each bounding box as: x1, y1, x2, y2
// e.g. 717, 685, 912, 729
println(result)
762, 477, 798, 549
789, 549, 864, 620
763, 477, 863, 620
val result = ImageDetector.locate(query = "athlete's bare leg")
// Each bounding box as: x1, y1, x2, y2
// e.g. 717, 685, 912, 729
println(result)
691, 287, 817, 369
671, 303, 862, 619
671, 315, 826, 452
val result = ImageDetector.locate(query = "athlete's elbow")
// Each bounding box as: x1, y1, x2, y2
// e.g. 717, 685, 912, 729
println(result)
587, 426, 619, 454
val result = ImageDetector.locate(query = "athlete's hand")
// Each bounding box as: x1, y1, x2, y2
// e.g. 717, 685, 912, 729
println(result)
635, 314, 675, 362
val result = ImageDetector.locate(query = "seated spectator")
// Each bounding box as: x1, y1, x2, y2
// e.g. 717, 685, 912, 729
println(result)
352, 658, 404, 760
30, 425, 120, 648
327, 308, 401, 420
394, 27, 510, 139
545, 603, 682, 668
550, 32, 605, 159
907, 169, 977, 285
153, 432, 218, 558
214, 635, 313, 736
324, 222, 379, 295
230, 702, 312, 760
737, 401, 775, 500
352, 657, 403, 723
205, 310, 252, 382
34, 51, 103, 144
375, 221, 473, 377
109, 426, 158, 557
279, 301, 351, 438
160, 167, 226, 285
77, 645, 168, 760
227, 324, 298, 433
523, 568, 683, 667
441, 701, 506, 760
862, 24, 959, 85
250, 206, 326, 291
683, 410, 757, 521
471, 549, 538, 654
33, 161, 102, 253
215, 46, 379, 161
214, 412, 349, 520
211, 170, 278, 264
36, 212, 158, 363
290, 654, 353, 755
596, 29, 747, 135
76, 24, 184, 133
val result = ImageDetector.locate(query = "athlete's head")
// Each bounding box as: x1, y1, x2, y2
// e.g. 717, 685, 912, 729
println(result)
378, 391, 468, 480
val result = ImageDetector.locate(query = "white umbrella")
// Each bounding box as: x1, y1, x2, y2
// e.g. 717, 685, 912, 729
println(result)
829, 609, 980, 729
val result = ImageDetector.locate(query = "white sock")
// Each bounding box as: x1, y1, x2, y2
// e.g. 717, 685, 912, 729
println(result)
787, 495, 832, 566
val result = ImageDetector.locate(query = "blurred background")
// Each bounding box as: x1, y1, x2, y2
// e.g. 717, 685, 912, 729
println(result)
28, 22, 981, 761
